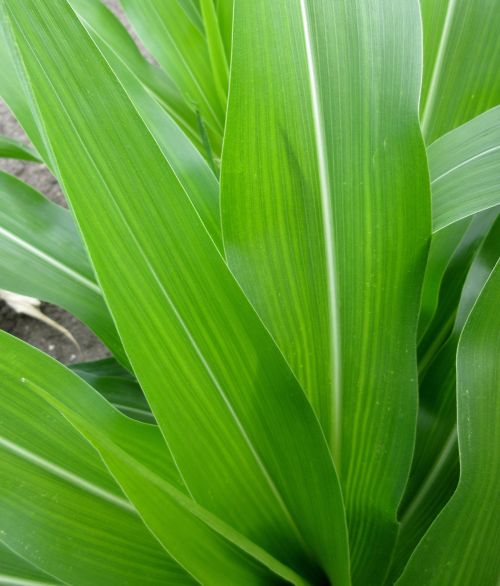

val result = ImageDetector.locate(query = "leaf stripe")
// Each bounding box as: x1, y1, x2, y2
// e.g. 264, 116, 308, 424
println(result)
299, 0, 342, 464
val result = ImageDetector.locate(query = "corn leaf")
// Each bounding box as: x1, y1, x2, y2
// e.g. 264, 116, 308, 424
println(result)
0, 134, 40, 162
420, 0, 500, 143
0, 542, 61, 585
392, 213, 500, 581
120, 0, 224, 151
215, 0, 233, 60
2, 1, 350, 583
68, 0, 200, 150
0, 171, 126, 365
397, 260, 500, 585
0, 332, 193, 586
1, 330, 313, 586
221, 1, 430, 582
70, 358, 154, 423
430, 107, 500, 231
418, 219, 472, 338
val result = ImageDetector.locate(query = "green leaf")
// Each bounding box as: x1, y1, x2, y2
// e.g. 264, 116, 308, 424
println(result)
0, 134, 40, 162
81, 37, 222, 250
420, 0, 500, 142
71, 358, 154, 423
0, 171, 127, 365
3, 1, 350, 583
397, 260, 500, 585
68, 0, 201, 150
0, 23, 49, 163
0, 332, 193, 586
220, 1, 430, 582
418, 210, 498, 377
0, 330, 310, 586
120, 0, 224, 151
215, 0, 233, 60
429, 107, 500, 231
418, 218, 471, 338
0, 542, 61, 585
199, 0, 228, 109
392, 213, 500, 581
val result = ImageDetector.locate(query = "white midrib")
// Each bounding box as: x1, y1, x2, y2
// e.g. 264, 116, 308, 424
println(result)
0, 576, 58, 586
421, 0, 458, 138
299, 0, 342, 465
0, 436, 133, 512
400, 426, 458, 525
431, 145, 500, 184
0, 226, 101, 295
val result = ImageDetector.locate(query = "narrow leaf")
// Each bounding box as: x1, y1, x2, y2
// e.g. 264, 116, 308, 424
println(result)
397, 260, 500, 585
0, 134, 40, 162
0, 171, 127, 365
430, 107, 500, 231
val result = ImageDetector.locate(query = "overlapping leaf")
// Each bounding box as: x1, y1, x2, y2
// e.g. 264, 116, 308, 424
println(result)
397, 261, 500, 585
2, 2, 350, 583
0, 171, 126, 364
221, 1, 430, 582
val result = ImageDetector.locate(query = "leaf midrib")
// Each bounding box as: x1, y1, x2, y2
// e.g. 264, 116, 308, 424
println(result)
299, 0, 342, 464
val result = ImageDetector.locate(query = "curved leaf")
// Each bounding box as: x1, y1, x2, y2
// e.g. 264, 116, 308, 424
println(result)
0, 542, 60, 585
397, 260, 500, 585
430, 107, 500, 231
68, 0, 201, 150
120, 0, 224, 152
2, 2, 350, 583
0, 171, 127, 365
0, 134, 40, 162
71, 358, 154, 423
0, 331, 193, 586
1, 331, 310, 586
420, 0, 500, 142
220, 1, 430, 582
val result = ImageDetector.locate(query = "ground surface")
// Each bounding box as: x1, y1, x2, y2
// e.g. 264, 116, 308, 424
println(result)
0, 1, 128, 364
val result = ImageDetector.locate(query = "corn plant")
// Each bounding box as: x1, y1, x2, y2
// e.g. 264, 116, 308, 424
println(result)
0, 1, 499, 585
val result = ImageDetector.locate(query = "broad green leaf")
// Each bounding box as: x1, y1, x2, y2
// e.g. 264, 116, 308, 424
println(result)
0, 134, 40, 162
68, 0, 200, 149
420, 0, 500, 142
0, 171, 127, 365
221, 1, 429, 582
120, 0, 224, 153
3, 2, 350, 583
0, 542, 60, 585
429, 107, 500, 231
0, 332, 193, 586
71, 358, 154, 423
1, 331, 309, 586
397, 260, 500, 585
